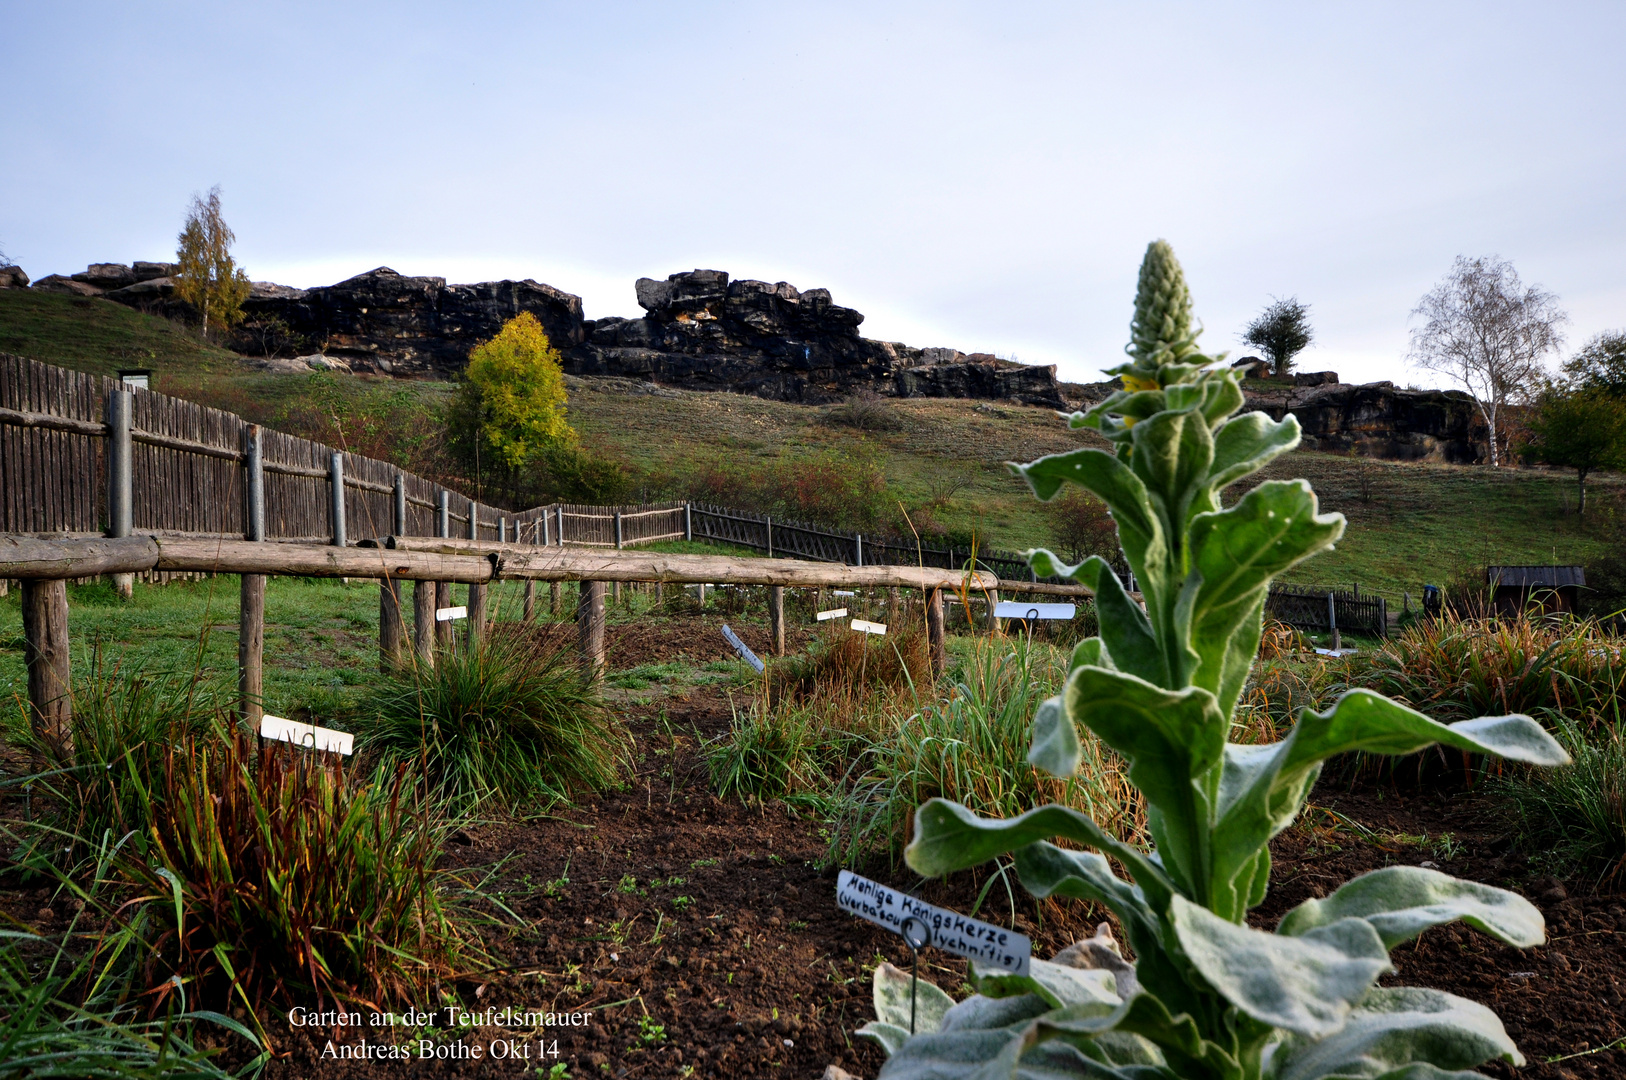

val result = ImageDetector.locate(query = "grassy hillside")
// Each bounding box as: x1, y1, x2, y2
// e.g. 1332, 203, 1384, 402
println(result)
3, 288, 1619, 606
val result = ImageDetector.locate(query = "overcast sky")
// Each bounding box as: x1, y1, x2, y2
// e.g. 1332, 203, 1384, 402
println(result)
3, 2, 1623, 386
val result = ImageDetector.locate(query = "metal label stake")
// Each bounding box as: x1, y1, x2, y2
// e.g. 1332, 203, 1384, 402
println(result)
900, 916, 931, 1034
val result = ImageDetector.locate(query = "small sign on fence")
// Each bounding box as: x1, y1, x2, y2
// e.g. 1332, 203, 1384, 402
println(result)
993, 601, 1076, 620
435, 606, 468, 622
833, 590, 855, 596
851, 619, 887, 636
835, 870, 1030, 976
816, 608, 849, 621
260, 714, 354, 756
721, 624, 766, 673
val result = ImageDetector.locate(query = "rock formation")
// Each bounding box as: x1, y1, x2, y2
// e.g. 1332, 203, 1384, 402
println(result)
0, 265, 29, 289
574, 269, 1064, 405
1240, 377, 1491, 464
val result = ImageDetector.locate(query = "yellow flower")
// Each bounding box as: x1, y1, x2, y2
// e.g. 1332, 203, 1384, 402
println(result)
1121, 374, 1158, 393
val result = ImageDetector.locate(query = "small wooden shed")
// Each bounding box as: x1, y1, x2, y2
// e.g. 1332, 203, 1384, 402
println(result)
1485, 565, 1586, 616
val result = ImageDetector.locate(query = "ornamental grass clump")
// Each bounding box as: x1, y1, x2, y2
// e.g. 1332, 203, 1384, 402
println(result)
862, 240, 1570, 1080
364, 628, 629, 811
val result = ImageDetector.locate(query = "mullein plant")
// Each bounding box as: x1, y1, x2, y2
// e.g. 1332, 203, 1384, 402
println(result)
858, 241, 1570, 1079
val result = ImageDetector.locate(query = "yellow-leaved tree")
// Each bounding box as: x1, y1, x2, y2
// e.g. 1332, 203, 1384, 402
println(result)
448, 312, 577, 499
173, 185, 251, 337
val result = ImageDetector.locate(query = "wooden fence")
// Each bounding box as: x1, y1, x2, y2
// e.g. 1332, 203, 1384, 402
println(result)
1266, 583, 1388, 639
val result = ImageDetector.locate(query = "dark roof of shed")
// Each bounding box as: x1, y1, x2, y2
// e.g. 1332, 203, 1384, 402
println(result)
1485, 565, 1586, 588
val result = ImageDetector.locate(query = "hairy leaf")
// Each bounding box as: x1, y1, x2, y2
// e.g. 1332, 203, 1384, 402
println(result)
1066, 668, 1225, 902
1208, 412, 1300, 493
874, 961, 955, 1034
1029, 695, 1083, 778
1169, 896, 1392, 1038
1270, 987, 1523, 1080
1276, 866, 1544, 949
973, 958, 1123, 1011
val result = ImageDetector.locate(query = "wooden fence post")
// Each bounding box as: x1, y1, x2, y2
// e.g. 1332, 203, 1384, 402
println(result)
766, 516, 773, 558
926, 587, 946, 676
614, 510, 623, 550
106, 387, 134, 599
240, 424, 266, 723
684, 503, 692, 542
466, 499, 486, 648
557, 505, 566, 546
22, 579, 72, 756
436, 492, 453, 647
769, 585, 785, 656
856, 533, 863, 567
378, 472, 408, 669
414, 579, 436, 668
329, 452, 346, 548
579, 580, 605, 683
986, 587, 1001, 633
1328, 592, 1340, 651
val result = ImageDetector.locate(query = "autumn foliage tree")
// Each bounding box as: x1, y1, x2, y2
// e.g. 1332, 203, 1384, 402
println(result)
1523, 385, 1626, 515
173, 186, 250, 337
447, 312, 586, 502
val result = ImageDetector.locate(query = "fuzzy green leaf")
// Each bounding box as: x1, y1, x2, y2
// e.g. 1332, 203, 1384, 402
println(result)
907, 800, 1174, 916
1012, 449, 1164, 579
1270, 986, 1523, 1080
860, 1021, 912, 1057
1170, 895, 1392, 1037
1208, 411, 1300, 492
1029, 695, 1083, 778
973, 958, 1123, 1011
1185, 480, 1345, 717
874, 961, 955, 1034
1128, 409, 1215, 563
1209, 692, 1569, 920
1277, 866, 1545, 949
1066, 668, 1225, 902
1092, 566, 1165, 686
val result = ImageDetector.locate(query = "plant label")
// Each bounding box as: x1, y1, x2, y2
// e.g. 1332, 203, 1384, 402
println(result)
851, 619, 887, 635
720, 624, 765, 673
436, 606, 468, 622
816, 608, 849, 621
833, 590, 856, 596
260, 714, 354, 756
993, 602, 1076, 620
835, 870, 1030, 976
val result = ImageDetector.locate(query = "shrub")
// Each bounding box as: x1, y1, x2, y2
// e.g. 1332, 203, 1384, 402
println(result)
862, 240, 1569, 1079
823, 390, 904, 432
363, 628, 628, 811
705, 701, 826, 803
1492, 717, 1626, 887
828, 637, 1143, 869
1045, 489, 1119, 565
130, 727, 472, 1013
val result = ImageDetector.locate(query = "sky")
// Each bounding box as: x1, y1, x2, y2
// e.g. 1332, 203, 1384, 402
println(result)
3, 2, 1623, 387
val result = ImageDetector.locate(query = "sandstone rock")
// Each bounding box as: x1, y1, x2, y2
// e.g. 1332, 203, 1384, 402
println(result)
31, 274, 104, 296
254, 353, 351, 374
73, 263, 138, 290
238, 266, 585, 377
105, 277, 174, 301
0, 265, 28, 288
132, 261, 176, 282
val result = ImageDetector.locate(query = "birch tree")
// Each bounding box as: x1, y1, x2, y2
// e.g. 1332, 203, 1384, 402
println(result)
1408, 255, 1566, 467
174, 186, 250, 338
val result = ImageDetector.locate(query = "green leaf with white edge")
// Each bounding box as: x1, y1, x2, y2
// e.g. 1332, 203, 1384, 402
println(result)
1169, 894, 1392, 1038
1277, 866, 1545, 949
1128, 408, 1215, 550
1026, 549, 1108, 590
908, 800, 1175, 917
1066, 667, 1225, 902
876, 1026, 1151, 1080
874, 961, 955, 1034
973, 958, 1123, 1011
1068, 636, 1113, 676
1209, 692, 1569, 921
1269, 986, 1523, 1080
1209, 412, 1301, 493
1198, 373, 1246, 430
1031, 994, 1237, 1080
1012, 450, 1163, 577
939, 993, 1056, 1033
1029, 694, 1083, 778
1092, 569, 1166, 687
860, 1021, 913, 1057
1185, 481, 1345, 717
1365, 1067, 1491, 1080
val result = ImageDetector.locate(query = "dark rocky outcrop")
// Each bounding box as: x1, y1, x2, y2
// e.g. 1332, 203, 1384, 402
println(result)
0, 265, 29, 289
1241, 378, 1490, 464
573, 269, 1065, 406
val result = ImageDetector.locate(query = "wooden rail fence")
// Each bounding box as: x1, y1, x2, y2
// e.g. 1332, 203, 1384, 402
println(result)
1266, 583, 1388, 643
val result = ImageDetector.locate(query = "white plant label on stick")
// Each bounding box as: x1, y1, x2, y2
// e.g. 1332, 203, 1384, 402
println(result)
260, 714, 354, 756
435, 606, 468, 622
833, 590, 856, 596
835, 870, 1030, 976
816, 608, 849, 621
993, 602, 1076, 621
851, 619, 887, 635
720, 624, 765, 674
